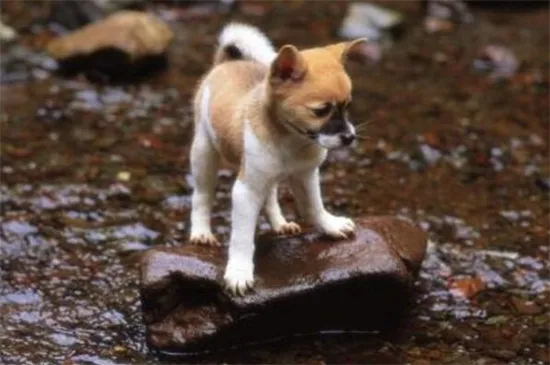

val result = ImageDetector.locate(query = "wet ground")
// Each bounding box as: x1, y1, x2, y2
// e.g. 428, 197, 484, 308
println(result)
1, 1, 549, 364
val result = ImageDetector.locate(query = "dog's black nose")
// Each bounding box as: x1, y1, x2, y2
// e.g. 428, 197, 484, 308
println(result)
340, 133, 355, 146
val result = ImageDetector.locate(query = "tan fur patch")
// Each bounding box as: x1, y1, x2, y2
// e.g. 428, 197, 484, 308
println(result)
266, 46, 353, 134
194, 61, 267, 166
192, 39, 363, 174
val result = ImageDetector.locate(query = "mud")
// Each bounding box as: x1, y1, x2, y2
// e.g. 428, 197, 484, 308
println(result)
1, 1, 548, 364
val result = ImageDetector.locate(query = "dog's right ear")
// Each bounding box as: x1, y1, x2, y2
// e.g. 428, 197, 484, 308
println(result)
270, 45, 307, 86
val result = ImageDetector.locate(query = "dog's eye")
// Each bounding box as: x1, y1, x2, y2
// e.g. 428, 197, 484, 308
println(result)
311, 103, 333, 117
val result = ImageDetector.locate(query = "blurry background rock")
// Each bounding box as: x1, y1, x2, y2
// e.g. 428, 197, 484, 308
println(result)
473, 45, 519, 80
423, 0, 473, 33
46, 10, 173, 83
339, 2, 404, 41
0, 20, 17, 41
338, 2, 404, 62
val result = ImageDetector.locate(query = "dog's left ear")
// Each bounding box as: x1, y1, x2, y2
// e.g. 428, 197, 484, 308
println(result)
327, 38, 369, 64
270, 45, 308, 86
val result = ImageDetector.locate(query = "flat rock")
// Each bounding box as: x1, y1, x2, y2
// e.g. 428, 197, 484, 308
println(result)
140, 216, 427, 354
46, 11, 173, 82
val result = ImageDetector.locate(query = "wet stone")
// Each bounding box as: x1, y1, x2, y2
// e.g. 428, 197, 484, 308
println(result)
140, 216, 427, 354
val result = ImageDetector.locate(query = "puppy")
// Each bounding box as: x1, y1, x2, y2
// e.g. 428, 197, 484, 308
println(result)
190, 23, 366, 295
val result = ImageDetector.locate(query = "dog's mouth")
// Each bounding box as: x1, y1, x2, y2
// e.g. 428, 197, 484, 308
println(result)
283, 119, 318, 140
283, 119, 356, 149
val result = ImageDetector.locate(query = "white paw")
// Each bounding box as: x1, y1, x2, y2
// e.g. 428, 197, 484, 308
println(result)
189, 232, 220, 246
273, 221, 302, 236
318, 214, 356, 239
223, 261, 255, 296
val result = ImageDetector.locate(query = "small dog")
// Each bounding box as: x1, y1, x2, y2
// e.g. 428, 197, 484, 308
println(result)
189, 23, 365, 295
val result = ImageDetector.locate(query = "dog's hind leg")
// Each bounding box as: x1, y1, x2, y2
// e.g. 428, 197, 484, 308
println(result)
189, 87, 220, 246
264, 184, 301, 235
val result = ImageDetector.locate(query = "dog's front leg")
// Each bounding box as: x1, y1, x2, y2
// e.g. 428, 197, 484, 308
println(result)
290, 168, 355, 239
265, 184, 301, 235
224, 177, 269, 295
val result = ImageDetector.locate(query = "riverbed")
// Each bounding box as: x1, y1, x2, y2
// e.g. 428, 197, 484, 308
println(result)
1, 1, 548, 364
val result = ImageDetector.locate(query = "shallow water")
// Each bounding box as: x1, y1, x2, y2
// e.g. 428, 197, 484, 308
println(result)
1, 1, 548, 364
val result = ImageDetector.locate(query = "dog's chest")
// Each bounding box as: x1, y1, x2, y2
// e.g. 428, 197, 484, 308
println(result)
280, 143, 326, 174
244, 127, 326, 179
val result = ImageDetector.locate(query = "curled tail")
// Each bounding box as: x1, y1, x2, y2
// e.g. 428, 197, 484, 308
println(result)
213, 23, 277, 66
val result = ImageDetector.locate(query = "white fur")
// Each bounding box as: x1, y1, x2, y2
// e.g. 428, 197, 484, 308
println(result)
289, 168, 355, 239
218, 23, 277, 66
201, 86, 220, 150
222, 121, 354, 294
265, 184, 287, 229
318, 134, 342, 149
317, 121, 356, 149
224, 179, 262, 293
190, 84, 220, 245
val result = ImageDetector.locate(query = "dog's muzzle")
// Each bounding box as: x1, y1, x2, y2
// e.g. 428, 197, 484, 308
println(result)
340, 133, 355, 146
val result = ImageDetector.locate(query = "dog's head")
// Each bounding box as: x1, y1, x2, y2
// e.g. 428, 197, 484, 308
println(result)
268, 38, 367, 149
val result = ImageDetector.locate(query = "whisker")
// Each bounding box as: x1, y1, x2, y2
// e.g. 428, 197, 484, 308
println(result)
355, 124, 373, 132
354, 120, 373, 129
354, 134, 371, 140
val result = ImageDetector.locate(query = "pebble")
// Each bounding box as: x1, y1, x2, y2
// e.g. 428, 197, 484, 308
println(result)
339, 3, 403, 41
0, 21, 17, 41
425, 0, 474, 24
116, 171, 131, 181
1, 221, 38, 237
500, 210, 520, 222
0, 289, 41, 305
420, 144, 442, 165
49, 332, 77, 347
473, 45, 519, 79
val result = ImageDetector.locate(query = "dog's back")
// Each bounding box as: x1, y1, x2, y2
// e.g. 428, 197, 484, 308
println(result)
193, 23, 276, 165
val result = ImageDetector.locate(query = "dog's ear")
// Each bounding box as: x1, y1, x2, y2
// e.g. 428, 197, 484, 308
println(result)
327, 38, 369, 64
270, 45, 307, 85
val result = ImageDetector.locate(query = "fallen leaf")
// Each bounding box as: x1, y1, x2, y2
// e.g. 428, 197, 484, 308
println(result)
449, 275, 486, 298
423, 131, 442, 148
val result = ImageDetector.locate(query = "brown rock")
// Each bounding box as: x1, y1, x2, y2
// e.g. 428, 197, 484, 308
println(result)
47, 11, 172, 60
140, 216, 428, 354
46, 11, 173, 81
